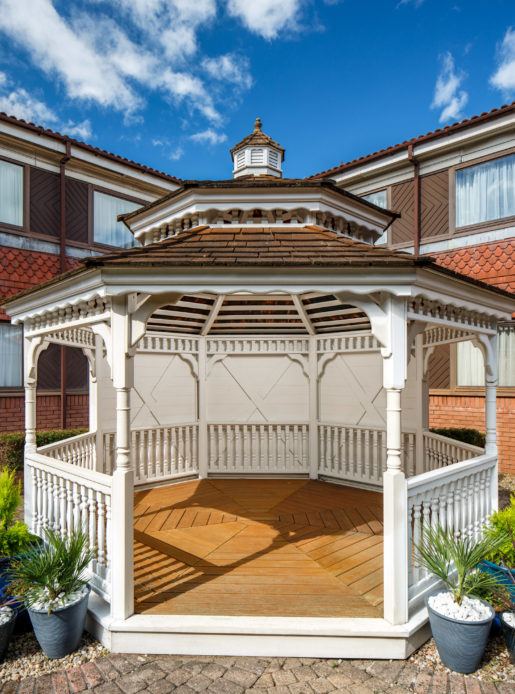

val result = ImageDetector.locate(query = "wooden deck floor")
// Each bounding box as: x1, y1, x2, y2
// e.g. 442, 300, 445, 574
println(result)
133, 479, 384, 618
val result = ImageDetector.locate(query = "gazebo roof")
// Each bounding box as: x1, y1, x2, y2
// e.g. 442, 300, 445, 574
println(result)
83, 225, 431, 269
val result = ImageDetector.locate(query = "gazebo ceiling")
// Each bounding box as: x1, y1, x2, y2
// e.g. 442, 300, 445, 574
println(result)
146, 292, 370, 335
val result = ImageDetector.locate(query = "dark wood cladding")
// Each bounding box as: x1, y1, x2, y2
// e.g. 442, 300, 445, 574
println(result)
420, 171, 449, 239
65, 178, 89, 243
390, 181, 414, 244
428, 344, 450, 389
30, 168, 60, 237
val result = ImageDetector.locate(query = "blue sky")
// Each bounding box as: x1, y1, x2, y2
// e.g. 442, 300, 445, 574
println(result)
0, 0, 514, 180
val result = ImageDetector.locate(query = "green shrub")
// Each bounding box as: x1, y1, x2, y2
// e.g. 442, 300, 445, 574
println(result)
429, 427, 485, 448
485, 495, 515, 567
0, 429, 87, 471
0, 468, 33, 559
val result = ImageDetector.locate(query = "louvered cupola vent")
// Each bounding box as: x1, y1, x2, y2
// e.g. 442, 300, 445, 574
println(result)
230, 118, 285, 178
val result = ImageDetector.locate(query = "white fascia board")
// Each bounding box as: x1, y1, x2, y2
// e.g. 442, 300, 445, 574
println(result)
4, 269, 105, 322
65, 170, 158, 202
0, 121, 65, 155
414, 267, 515, 319
99, 266, 418, 297
129, 188, 392, 238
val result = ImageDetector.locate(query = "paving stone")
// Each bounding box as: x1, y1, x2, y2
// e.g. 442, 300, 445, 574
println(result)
291, 666, 318, 682
449, 674, 466, 694
1, 683, 19, 694
108, 655, 136, 675
34, 674, 53, 694
478, 683, 499, 694
186, 674, 212, 692
252, 673, 275, 688
394, 664, 418, 689
288, 682, 315, 694
464, 678, 482, 694
92, 684, 122, 694
265, 687, 291, 694
95, 658, 122, 682
327, 674, 354, 689
233, 657, 268, 674
67, 667, 87, 693
223, 667, 259, 688
272, 670, 297, 686
183, 661, 207, 675
208, 677, 244, 694
431, 671, 449, 694
137, 664, 167, 684
52, 672, 70, 694
312, 663, 335, 679
282, 658, 303, 671
81, 662, 105, 689
167, 668, 193, 687
331, 664, 370, 683
202, 663, 227, 680
114, 672, 147, 694
174, 686, 196, 694
17, 680, 35, 694
310, 678, 336, 693
154, 656, 189, 673
366, 660, 404, 683
495, 684, 515, 694
211, 656, 236, 668
147, 679, 176, 694
413, 670, 433, 693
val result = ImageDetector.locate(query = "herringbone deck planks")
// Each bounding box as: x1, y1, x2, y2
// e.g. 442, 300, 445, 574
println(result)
134, 479, 384, 617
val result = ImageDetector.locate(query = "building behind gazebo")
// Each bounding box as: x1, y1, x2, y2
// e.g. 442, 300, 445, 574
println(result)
5, 122, 515, 657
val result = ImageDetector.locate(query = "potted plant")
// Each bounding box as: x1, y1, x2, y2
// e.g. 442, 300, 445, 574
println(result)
7, 526, 95, 659
0, 467, 36, 632
416, 523, 506, 674
480, 495, 515, 599
0, 596, 17, 663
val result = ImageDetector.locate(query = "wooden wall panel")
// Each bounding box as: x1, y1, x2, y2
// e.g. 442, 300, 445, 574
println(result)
66, 178, 89, 243
390, 181, 414, 245
30, 168, 60, 237
420, 170, 449, 240
428, 344, 450, 389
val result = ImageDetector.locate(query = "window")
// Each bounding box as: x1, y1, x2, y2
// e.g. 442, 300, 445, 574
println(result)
93, 191, 141, 248
456, 326, 515, 387
362, 190, 388, 244
456, 153, 515, 228
0, 323, 22, 387
0, 159, 23, 227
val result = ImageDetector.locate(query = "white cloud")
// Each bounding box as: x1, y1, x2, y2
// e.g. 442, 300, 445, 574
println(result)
226, 0, 303, 39
63, 119, 92, 140
169, 146, 184, 161
431, 52, 468, 123
490, 27, 515, 94
190, 129, 227, 145
0, 86, 58, 123
202, 54, 252, 89
397, 0, 424, 6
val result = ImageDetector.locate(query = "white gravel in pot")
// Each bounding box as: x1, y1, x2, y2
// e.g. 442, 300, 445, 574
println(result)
30, 585, 88, 612
503, 611, 515, 628
0, 606, 13, 626
428, 592, 492, 621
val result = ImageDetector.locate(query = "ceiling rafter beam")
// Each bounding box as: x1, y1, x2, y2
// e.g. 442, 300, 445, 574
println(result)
291, 295, 315, 335
201, 294, 226, 335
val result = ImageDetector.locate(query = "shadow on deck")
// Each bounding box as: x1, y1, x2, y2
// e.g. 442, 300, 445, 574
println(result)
133, 479, 383, 618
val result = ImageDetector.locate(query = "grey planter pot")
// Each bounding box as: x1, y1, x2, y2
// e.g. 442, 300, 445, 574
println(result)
0, 608, 16, 663
425, 591, 494, 674
28, 586, 90, 659
500, 612, 515, 665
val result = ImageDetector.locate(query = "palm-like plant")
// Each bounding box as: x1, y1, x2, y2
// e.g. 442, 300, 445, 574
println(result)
7, 527, 95, 612
415, 524, 508, 606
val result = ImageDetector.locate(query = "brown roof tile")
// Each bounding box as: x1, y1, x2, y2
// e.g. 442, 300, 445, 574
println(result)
230, 118, 285, 160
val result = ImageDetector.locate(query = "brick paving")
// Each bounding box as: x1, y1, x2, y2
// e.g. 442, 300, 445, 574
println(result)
2, 654, 513, 694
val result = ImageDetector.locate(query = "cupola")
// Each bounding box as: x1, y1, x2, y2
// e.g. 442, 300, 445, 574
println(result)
230, 118, 285, 178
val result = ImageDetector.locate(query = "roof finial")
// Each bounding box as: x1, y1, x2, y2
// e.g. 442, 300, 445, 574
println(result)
254, 117, 262, 132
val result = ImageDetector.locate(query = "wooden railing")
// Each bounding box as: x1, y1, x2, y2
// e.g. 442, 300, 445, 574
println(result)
26, 451, 112, 602
208, 423, 309, 474
103, 424, 199, 483
37, 431, 97, 470
406, 453, 496, 613
317, 424, 416, 485
423, 431, 484, 472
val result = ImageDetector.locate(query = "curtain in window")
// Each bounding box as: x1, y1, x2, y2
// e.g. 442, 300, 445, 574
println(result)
363, 190, 387, 208
499, 325, 515, 387
0, 160, 23, 226
456, 341, 485, 386
0, 323, 22, 387
93, 191, 140, 248
456, 154, 515, 227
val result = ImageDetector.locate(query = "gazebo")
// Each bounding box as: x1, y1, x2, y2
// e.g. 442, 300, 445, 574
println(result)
5, 122, 515, 658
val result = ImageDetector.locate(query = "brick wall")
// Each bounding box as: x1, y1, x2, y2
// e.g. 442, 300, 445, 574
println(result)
429, 394, 515, 474
0, 393, 89, 432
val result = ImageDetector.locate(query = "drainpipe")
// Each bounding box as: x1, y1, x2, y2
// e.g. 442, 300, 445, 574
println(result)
59, 140, 71, 429
407, 144, 421, 255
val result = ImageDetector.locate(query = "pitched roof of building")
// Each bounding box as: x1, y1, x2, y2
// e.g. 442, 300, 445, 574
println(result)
309, 101, 515, 180
230, 118, 285, 161
83, 225, 424, 268
0, 112, 181, 184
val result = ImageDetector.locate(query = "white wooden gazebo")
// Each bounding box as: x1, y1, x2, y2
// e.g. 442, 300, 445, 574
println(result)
5, 123, 515, 658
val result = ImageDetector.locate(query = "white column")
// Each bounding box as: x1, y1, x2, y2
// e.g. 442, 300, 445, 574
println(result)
477, 333, 498, 511
23, 335, 45, 531
379, 297, 409, 626
198, 337, 208, 478
110, 296, 135, 621
414, 334, 430, 475
309, 335, 318, 480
